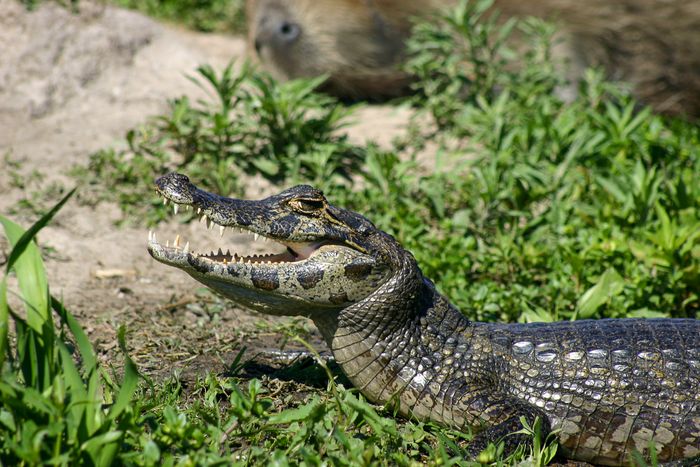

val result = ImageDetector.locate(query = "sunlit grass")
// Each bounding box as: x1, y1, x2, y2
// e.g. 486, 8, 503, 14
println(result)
5, 0, 698, 464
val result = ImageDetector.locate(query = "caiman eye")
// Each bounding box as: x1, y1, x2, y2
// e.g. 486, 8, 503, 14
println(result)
290, 198, 325, 213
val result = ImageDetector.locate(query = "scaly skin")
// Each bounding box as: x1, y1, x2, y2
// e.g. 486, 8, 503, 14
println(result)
148, 173, 700, 466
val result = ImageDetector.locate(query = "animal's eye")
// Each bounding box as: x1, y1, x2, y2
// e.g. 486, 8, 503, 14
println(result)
291, 198, 324, 213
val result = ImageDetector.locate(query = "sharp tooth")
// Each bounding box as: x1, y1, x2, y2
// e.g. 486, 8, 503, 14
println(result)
173, 204, 179, 215
152, 232, 157, 243
148, 230, 153, 242
223, 259, 228, 264
254, 233, 259, 241
197, 207, 202, 214
217, 248, 223, 255
207, 219, 213, 230
219, 225, 225, 237
163, 198, 168, 205
175, 234, 181, 247
200, 214, 207, 224
166, 240, 170, 247
226, 249, 231, 255
183, 241, 190, 253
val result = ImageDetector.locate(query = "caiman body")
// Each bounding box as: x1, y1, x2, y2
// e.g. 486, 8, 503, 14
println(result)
148, 173, 700, 466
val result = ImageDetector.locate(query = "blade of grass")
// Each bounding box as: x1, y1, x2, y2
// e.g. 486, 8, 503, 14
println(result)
0, 188, 76, 334
51, 295, 97, 371
0, 279, 8, 369
107, 325, 140, 422
4, 187, 76, 274
1, 216, 50, 334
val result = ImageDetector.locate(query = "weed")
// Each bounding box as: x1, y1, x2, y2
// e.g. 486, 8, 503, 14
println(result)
20, 0, 79, 12
0, 190, 141, 464
2, 155, 69, 219
112, 0, 247, 33
394, 0, 700, 320
72, 63, 360, 226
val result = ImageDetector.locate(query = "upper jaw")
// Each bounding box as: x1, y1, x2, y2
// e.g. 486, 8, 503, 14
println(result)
153, 173, 327, 264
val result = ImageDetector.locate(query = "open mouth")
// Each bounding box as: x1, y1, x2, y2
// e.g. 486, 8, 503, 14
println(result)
147, 195, 321, 266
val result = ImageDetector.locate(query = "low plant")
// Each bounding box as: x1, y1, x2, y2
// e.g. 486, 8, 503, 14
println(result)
0, 190, 140, 464
111, 0, 247, 33
392, 0, 700, 321
72, 64, 360, 226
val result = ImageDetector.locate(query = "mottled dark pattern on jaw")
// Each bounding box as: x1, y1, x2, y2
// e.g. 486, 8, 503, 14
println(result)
251, 268, 280, 291
188, 256, 212, 275
296, 264, 325, 289
269, 214, 300, 237
226, 264, 241, 277
329, 291, 349, 304
344, 262, 373, 281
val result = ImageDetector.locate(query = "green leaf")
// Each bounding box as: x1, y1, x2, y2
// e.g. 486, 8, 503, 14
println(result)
342, 392, 398, 437
0, 408, 16, 431
0, 188, 76, 335
251, 158, 280, 176
0, 279, 8, 370
52, 295, 97, 371
4, 187, 76, 274
107, 325, 140, 422
576, 268, 625, 319
267, 397, 323, 425
80, 430, 123, 459
0, 216, 50, 334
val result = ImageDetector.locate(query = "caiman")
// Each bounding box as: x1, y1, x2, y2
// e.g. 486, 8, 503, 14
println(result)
147, 173, 700, 466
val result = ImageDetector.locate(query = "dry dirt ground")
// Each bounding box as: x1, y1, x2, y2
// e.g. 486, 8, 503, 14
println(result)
0, 1, 411, 383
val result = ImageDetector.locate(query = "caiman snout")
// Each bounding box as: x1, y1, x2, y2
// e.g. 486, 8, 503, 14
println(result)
149, 173, 391, 317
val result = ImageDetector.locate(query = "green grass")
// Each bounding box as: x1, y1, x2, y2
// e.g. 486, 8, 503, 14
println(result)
19, 0, 247, 34
111, 0, 246, 33
5, 0, 700, 464
19, 0, 79, 12
71, 64, 358, 226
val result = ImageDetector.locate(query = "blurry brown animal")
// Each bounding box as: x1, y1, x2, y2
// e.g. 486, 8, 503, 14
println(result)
246, 0, 444, 98
247, 0, 700, 117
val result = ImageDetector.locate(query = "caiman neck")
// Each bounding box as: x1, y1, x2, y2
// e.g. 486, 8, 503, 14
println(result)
313, 244, 476, 424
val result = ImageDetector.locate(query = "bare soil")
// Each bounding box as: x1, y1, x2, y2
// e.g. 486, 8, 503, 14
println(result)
0, 0, 410, 384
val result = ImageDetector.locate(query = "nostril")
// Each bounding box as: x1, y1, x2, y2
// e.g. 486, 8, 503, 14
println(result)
278, 21, 300, 42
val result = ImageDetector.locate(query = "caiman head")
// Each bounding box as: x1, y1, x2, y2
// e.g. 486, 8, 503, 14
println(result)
147, 173, 399, 319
